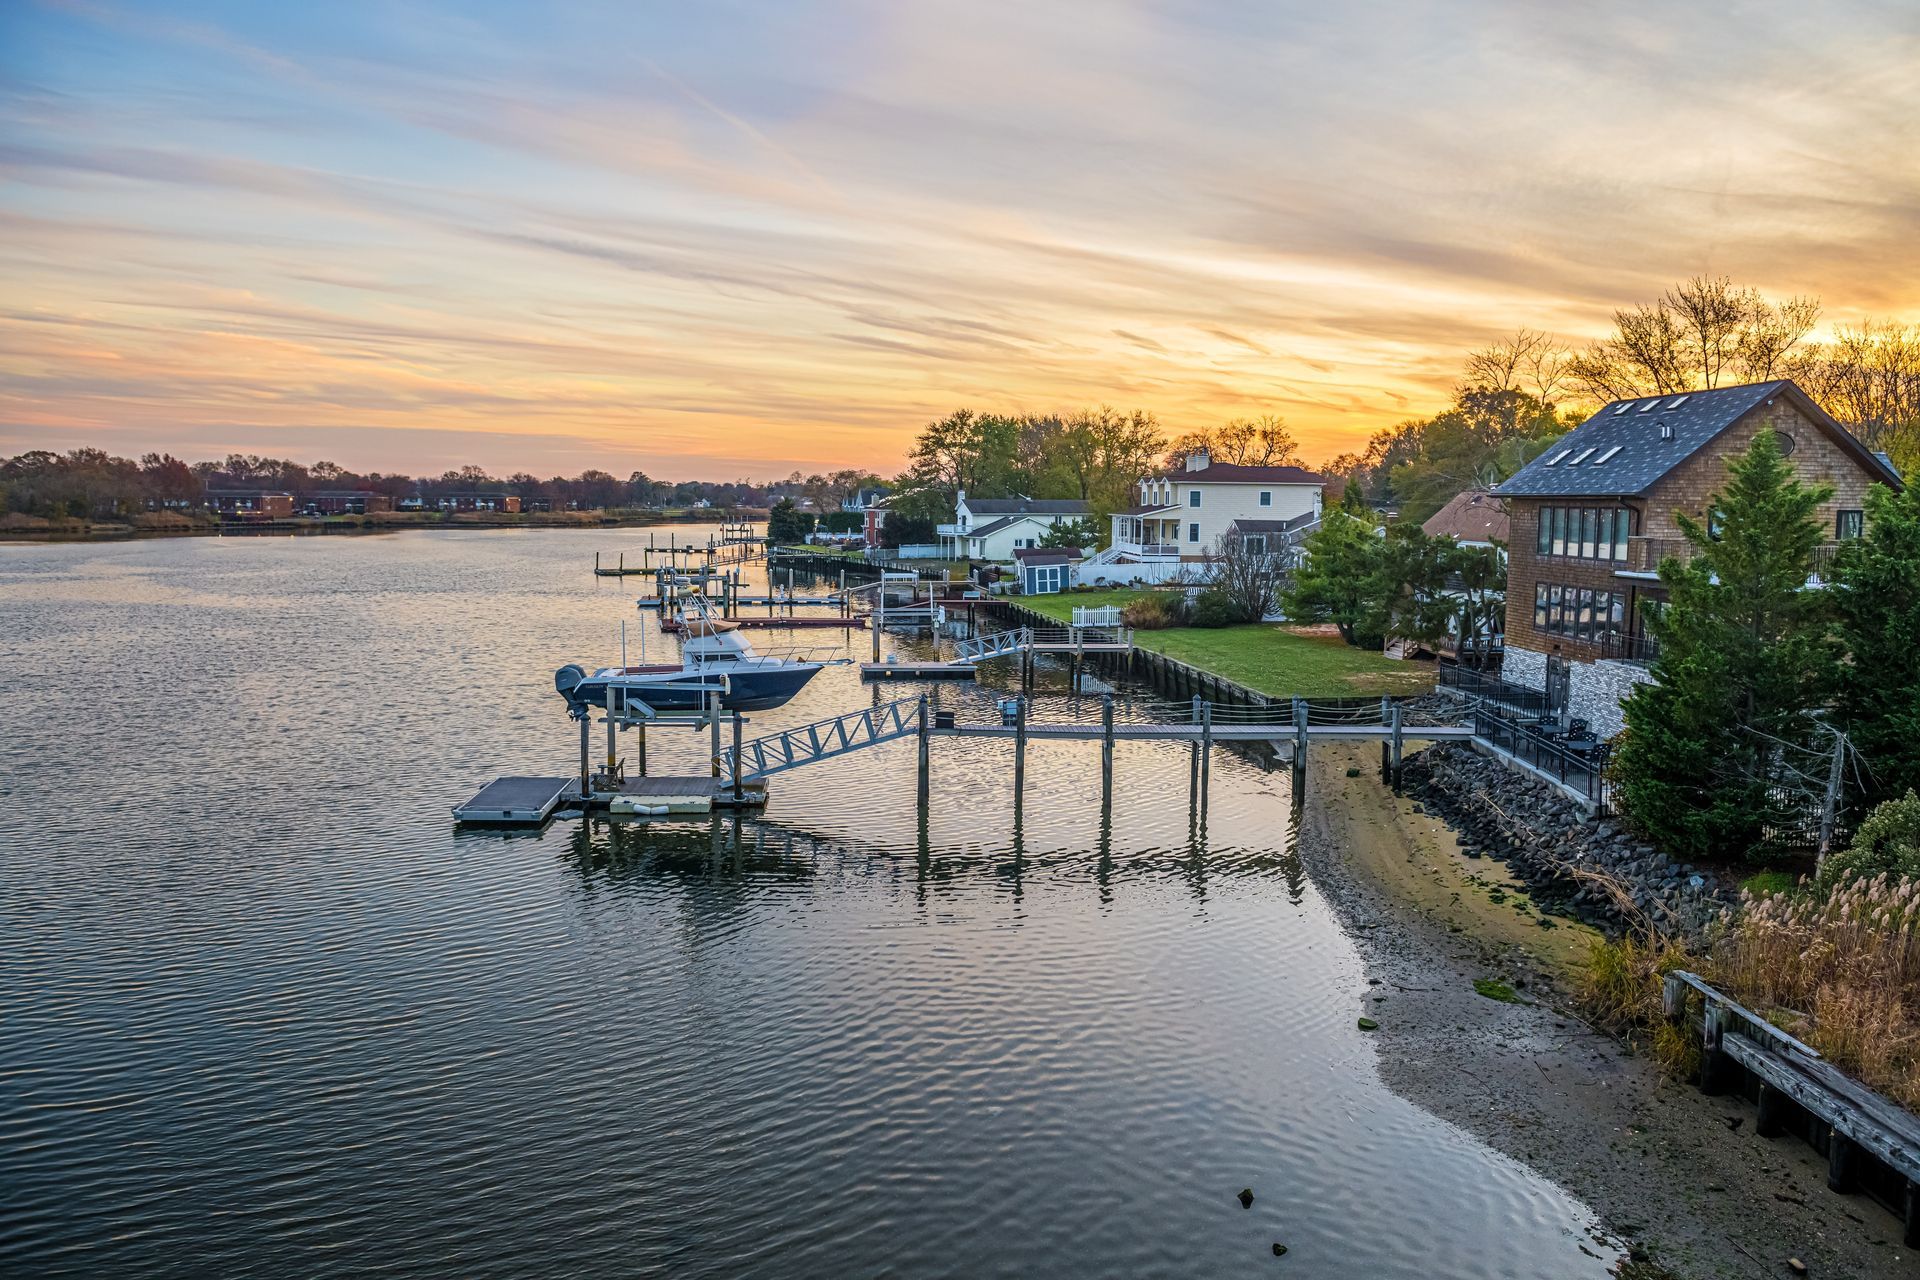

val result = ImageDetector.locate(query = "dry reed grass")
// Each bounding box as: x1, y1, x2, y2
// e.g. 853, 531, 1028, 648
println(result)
1709, 872, 1920, 1108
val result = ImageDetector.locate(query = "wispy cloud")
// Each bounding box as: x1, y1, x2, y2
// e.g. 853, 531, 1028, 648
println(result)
3, 0, 1918, 477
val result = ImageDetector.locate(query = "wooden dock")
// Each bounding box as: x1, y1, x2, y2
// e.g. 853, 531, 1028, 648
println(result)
593, 775, 767, 809
659, 614, 863, 631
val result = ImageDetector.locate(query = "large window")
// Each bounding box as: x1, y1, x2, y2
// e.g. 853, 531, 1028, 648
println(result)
1533, 582, 1626, 643
1534, 505, 1631, 561
1837, 509, 1863, 540
1188, 490, 1201, 507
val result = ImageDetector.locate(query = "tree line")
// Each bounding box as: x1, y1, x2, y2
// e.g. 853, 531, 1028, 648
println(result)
0, 449, 881, 522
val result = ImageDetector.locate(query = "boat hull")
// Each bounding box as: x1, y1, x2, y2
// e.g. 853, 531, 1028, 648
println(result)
573, 664, 823, 713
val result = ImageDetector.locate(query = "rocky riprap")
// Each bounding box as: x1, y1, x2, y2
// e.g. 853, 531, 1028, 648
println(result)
1401, 743, 1735, 939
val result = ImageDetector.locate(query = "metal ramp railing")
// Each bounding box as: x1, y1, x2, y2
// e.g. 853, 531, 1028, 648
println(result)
717, 697, 923, 783
955, 627, 1031, 662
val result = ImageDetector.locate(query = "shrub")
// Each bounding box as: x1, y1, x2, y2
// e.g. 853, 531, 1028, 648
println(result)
1122, 594, 1188, 630
1819, 790, 1920, 890
1189, 590, 1244, 628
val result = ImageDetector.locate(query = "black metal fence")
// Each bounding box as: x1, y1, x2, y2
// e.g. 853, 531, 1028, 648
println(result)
1470, 705, 1615, 809
1437, 660, 1553, 716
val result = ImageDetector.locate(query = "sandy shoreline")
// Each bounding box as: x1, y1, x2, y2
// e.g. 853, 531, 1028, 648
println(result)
1298, 742, 1911, 1280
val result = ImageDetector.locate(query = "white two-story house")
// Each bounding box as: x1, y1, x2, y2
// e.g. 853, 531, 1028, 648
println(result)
1086, 450, 1326, 583
938, 491, 1093, 561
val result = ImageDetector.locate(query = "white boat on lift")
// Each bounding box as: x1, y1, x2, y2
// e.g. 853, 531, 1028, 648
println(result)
555, 601, 842, 716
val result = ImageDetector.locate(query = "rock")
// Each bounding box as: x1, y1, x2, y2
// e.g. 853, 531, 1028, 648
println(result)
1787, 1259, 1807, 1275
1357, 1017, 1380, 1031
1238, 1188, 1254, 1209
1271, 1242, 1288, 1257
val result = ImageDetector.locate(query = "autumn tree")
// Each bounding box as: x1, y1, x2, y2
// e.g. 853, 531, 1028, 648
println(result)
1165, 415, 1300, 469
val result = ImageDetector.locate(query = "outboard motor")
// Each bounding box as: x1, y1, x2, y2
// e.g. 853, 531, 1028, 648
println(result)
554, 663, 588, 707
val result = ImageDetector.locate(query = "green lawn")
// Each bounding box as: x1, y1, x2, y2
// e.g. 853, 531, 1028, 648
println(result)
1020, 589, 1434, 698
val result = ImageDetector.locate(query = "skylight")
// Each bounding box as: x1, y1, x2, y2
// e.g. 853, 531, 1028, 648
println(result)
1592, 445, 1623, 465
1638, 401, 1660, 412
1543, 450, 1572, 466
1568, 447, 1596, 464
1612, 404, 1632, 416
1667, 395, 1690, 408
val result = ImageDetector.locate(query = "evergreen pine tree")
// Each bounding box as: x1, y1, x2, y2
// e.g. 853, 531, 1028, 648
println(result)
1281, 511, 1386, 647
1831, 478, 1920, 807
1615, 431, 1834, 861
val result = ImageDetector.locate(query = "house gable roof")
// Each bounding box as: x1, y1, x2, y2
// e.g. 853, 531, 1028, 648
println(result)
1494, 380, 1902, 499
1227, 513, 1319, 536
965, 514, 1059, 539
1421, 489, 1509, 543
1013, 546, 1080, 563
1169, 462, 1327, 486
962, 496, 1092, 516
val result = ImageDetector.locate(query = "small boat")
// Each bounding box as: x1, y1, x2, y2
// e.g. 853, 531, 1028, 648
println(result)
555, 608, 837, 715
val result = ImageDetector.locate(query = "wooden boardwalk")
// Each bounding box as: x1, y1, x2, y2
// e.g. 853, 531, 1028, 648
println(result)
1667, 970, 1919, 1243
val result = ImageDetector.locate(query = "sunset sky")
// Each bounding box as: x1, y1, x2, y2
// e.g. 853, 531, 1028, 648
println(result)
4, 1, 1918, 480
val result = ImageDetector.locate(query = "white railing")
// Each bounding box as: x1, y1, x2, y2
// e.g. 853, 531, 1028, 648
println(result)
1111, 540, 1181, 559
935, 523, 963, 537
1072, 605, 1124, 628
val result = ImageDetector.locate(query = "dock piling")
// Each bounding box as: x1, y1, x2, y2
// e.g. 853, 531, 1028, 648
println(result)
916, 693, 931, 806
1199, 698, 1213, 797
1013, 694, 1028, 821
732, 712, 744, 801
578, 714, 591, 793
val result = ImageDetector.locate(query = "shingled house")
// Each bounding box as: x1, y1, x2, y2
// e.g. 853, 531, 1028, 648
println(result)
1492, 379, 1902, 736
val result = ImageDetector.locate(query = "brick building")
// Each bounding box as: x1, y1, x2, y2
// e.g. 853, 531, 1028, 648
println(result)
1492, 379, 1901, 736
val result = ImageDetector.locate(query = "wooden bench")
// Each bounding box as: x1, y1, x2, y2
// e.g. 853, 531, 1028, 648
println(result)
1665, 971, 1919, 1245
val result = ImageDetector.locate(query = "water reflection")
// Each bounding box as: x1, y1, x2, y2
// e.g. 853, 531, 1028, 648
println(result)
0, 530, 1618, 1280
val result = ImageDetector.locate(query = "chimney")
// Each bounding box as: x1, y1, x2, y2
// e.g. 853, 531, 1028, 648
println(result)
1185, 448, 1210, 473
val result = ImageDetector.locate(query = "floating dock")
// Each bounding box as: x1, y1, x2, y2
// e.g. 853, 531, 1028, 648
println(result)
453, 776, 579, 824
861, 660, 979, 681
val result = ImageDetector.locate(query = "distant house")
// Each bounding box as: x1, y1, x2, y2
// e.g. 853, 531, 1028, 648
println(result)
436, 493, 522, 513
939, 491, 1091, 561
1421, 489, 1509, 549
1224, 512, 1320, 567
1492, 379, 1902, 735
205, 489, 294, 518
1013, 546, 1082, 595
308, 490, 394, 516
1085, 450, 1326, 585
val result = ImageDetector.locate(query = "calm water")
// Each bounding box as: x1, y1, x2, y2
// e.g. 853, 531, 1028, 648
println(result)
0, 529, 1615, 1277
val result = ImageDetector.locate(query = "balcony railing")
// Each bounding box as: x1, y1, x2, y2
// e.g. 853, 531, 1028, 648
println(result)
935, 523, 964, 537
1621, 535, 1845, 577
1595, 631, 1661, 665
1112, 540, 1182, 559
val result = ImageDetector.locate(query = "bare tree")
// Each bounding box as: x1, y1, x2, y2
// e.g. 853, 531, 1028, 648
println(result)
1462, 328, 1572, 404
1207, 530, 1284, 623
1166, 415, 1299, 469
1795, 319, 1920, 461
1565, 279, 1824, 403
